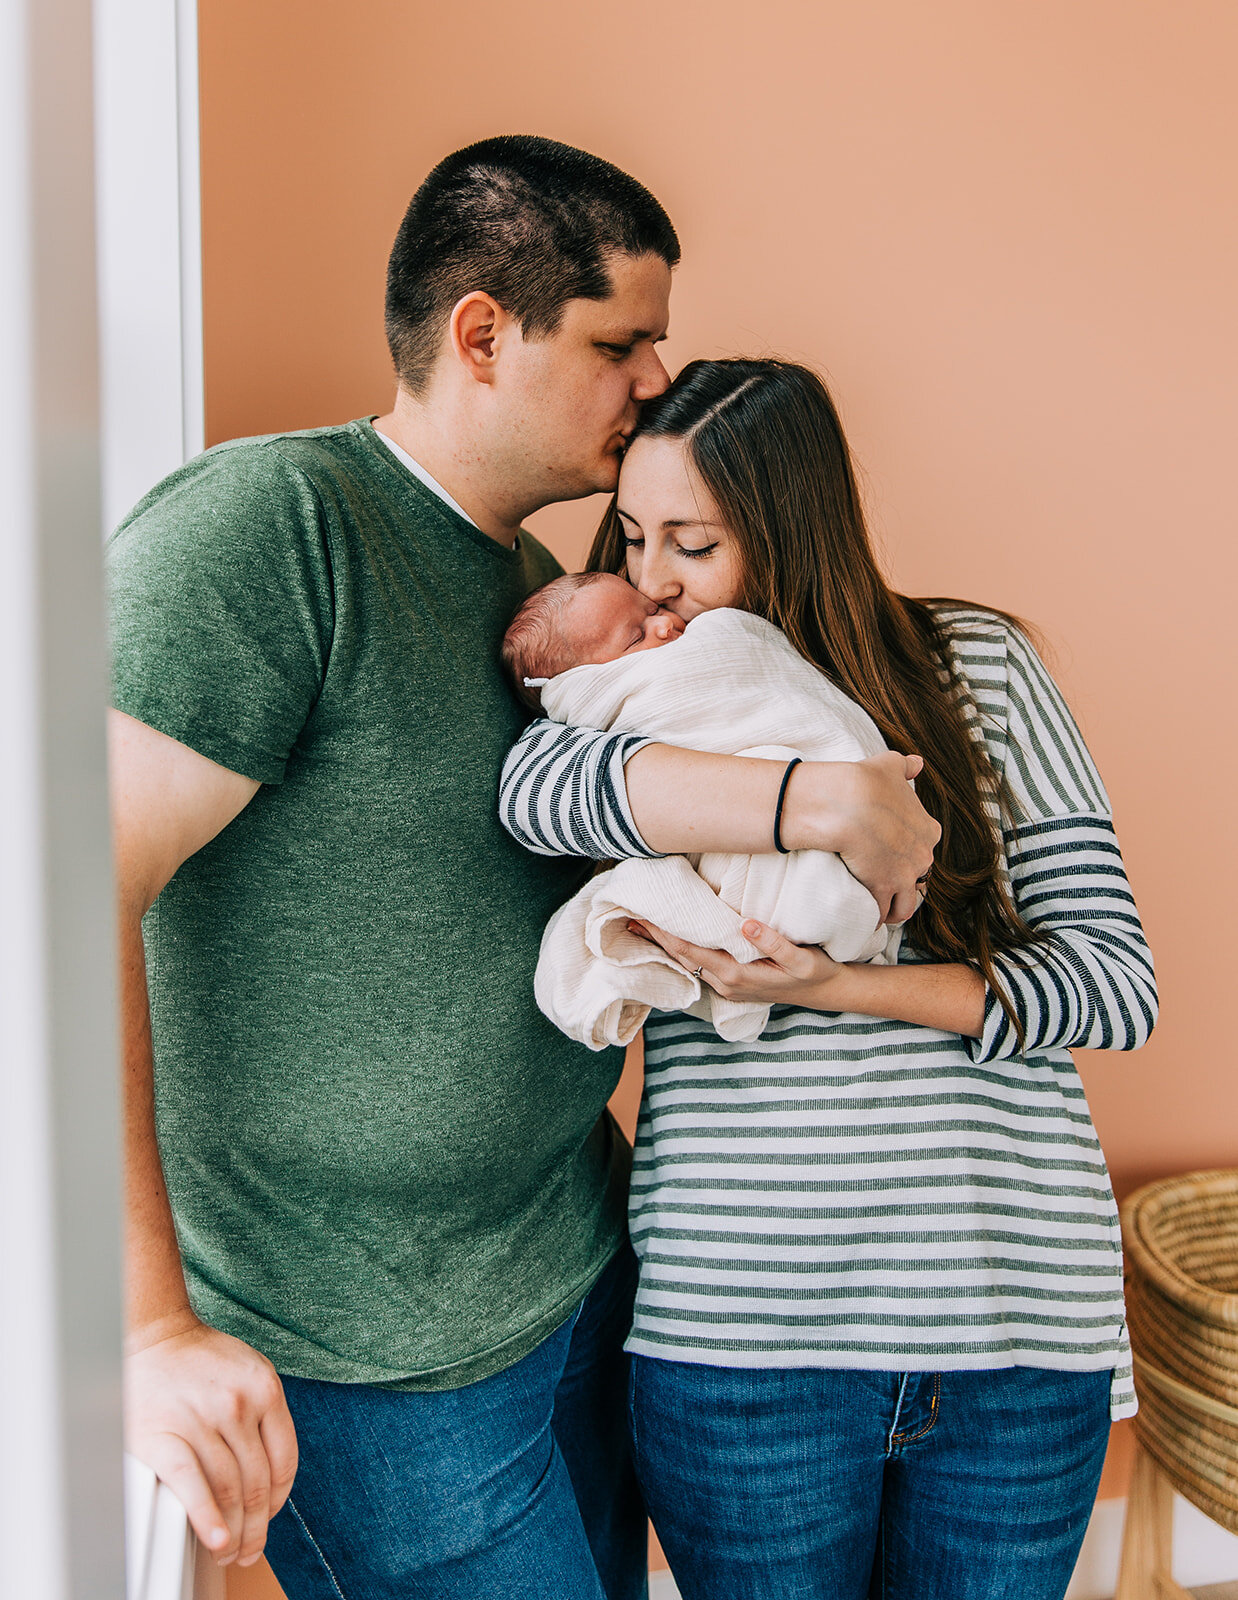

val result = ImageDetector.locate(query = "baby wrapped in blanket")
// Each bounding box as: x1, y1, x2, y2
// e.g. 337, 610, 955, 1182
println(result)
502, 572, 902, 1048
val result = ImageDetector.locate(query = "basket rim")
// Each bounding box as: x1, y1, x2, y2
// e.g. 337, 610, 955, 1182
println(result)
1121, 1169, 1238, 1326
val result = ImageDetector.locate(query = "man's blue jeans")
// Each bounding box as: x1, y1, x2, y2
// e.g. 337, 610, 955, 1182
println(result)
264, 1246, 647, 1599
630, 1356, 1111, 1600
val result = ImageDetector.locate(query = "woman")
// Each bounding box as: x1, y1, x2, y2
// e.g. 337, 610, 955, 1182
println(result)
500, 358, 1156, 1599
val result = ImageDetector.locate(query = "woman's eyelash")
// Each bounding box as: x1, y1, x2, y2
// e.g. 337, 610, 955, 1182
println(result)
620, 534, 717, 560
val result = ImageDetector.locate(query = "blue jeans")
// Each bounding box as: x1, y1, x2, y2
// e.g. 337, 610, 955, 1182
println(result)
630, 1358, 1111, 1600
264, 1247, 647, 1599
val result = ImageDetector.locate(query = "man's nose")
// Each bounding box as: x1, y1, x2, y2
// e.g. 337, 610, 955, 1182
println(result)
631, 347, 670, 402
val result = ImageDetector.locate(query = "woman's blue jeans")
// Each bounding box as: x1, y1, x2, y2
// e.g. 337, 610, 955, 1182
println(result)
630, 1356, 1111, 1600
263, 1246, 647, 1600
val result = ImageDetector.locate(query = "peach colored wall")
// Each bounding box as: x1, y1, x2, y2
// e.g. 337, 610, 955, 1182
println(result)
198, 5, 1237, 1584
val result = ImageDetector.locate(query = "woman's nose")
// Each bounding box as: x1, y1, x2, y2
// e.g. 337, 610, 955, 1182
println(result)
638, 547, 679, 603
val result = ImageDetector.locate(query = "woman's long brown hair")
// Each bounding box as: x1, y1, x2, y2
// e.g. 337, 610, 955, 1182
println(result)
588, 358, 1044, 1036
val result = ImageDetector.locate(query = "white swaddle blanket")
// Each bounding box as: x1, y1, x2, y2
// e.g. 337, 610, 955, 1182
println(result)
535, 607, 903, 1049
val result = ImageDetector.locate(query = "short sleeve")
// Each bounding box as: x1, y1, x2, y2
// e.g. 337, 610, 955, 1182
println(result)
106, 442, 335, 783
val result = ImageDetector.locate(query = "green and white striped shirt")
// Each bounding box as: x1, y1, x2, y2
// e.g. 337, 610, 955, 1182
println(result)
501, 608, 1157, 1418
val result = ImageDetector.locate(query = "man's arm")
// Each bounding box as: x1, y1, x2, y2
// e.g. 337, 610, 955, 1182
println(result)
111, 710, 298, 1570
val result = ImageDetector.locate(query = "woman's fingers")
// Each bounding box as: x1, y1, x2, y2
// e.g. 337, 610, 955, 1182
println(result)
628, 918, 708, 968
628, 919, 733, 981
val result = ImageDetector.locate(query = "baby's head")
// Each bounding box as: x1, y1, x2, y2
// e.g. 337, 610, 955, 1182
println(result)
502, 572, 685, 708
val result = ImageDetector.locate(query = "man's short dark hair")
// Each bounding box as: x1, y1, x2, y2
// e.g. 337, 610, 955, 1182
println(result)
385, 135, 680, 393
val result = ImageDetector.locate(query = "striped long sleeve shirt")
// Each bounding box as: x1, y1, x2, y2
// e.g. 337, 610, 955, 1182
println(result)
499, 608, 1157, 1417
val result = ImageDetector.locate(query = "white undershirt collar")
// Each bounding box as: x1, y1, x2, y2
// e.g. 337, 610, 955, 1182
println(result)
374, 428, 479, 529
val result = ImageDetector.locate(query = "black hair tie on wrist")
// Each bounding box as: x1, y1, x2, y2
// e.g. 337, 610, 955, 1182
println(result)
773, 757, 803, 854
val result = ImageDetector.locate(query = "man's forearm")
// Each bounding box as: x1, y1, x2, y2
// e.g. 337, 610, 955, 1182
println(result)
119, 912, 196, 1346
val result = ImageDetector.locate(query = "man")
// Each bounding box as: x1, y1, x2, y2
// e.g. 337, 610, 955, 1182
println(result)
112, 135, 936, 1599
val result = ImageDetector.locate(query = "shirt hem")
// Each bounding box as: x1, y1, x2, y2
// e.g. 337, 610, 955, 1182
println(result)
240, 1228, 629, 1393
624, 1336, 1133, 1419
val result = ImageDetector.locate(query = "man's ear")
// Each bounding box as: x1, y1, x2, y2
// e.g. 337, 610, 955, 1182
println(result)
448, 292, 517, 384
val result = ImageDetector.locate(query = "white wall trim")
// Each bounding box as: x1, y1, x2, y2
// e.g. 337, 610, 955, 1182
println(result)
94, 0, 205, 532
175, 0, 204, 463
0, 0, 124, 1593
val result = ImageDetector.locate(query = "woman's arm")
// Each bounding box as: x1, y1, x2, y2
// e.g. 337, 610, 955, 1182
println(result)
959, 622, 1158, 1061
627, 915, 986, 1036
629, 619, 1158, 1057
499, 721, 938, 922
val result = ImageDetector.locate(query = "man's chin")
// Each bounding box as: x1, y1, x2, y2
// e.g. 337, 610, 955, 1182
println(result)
594, 449, 624, 491
554, 457, 622, 502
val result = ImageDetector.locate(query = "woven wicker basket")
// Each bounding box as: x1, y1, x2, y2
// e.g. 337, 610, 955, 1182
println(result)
1122, 1169, 1238, 1534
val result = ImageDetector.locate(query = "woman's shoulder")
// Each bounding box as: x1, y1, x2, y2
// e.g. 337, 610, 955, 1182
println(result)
922, 600, 1023, 650
919, 601, 1025, 714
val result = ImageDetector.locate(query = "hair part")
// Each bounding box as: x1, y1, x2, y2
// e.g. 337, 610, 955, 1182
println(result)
588, 357, 1046, 1042
386, 135, 679, 394
502, 571, 614, 710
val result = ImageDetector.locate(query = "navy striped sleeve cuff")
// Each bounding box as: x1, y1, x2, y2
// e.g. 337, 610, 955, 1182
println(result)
498, 719, 662, 861
968, 814, 1158, 1063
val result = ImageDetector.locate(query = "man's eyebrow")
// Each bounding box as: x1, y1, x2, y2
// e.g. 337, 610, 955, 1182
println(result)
601, 329, 669, 343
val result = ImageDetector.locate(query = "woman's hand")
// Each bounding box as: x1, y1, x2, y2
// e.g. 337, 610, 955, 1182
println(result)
779, 753, 938, 925
628, 917, 844, 1010
629, 914, 987, 1036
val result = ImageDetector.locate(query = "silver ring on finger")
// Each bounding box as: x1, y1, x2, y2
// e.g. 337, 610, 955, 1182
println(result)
690, 965, 704, 979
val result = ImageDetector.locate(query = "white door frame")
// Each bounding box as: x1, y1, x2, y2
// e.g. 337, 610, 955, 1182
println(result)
94, 0, 204, 531
0, 0, 125, 1593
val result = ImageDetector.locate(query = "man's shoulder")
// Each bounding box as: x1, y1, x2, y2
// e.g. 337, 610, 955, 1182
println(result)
186, 420, 381, 502
516, 526, 567, 588
113, 421, 379, 533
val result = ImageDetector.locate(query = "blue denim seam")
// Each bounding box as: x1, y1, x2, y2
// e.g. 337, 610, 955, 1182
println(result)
890, 1374, 941, 1448
285, 1497, 348, 1600
884, 1373, 912, 1456
626, 1360, 641, 1457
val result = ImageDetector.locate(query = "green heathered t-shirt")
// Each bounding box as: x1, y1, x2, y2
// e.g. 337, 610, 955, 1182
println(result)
107, 418, 629, 1389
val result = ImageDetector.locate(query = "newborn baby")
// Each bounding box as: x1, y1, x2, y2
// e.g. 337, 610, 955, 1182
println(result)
503, 572, 902, 1048
501, 571, 686, 704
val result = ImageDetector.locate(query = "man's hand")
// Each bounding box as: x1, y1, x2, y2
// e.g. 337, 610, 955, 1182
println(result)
127, 1314, 298, 1566
780, 753, 939, 924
